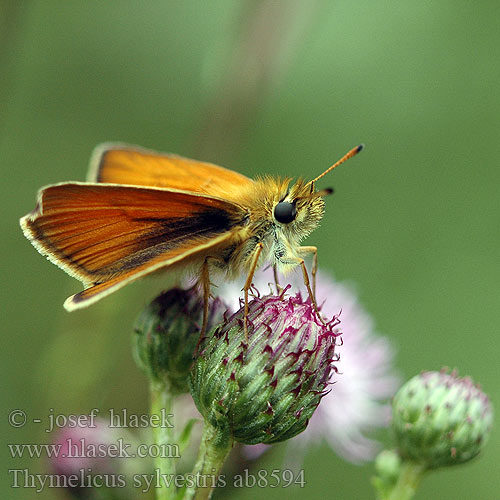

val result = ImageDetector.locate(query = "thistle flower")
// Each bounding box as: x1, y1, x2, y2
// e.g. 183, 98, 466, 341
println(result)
190, 287, 341, 445
50, 419, 136, 499
392, 369, 493, 469
218, 269, 399, 462
133, 286, 228, 394
51, 419, 118, 478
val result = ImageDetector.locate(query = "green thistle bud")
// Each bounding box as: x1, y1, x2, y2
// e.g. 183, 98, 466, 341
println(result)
372, 449, 402, 498
392, 369, 493, 469
133, 286, 228, 394
190, 288, 341, 445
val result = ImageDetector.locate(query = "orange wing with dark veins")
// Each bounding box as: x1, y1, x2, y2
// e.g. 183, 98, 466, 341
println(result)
88, 143, 254, 198
20, 182, 248, 310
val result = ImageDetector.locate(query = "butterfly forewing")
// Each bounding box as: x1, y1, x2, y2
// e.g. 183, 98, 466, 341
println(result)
21, 182, 248, 309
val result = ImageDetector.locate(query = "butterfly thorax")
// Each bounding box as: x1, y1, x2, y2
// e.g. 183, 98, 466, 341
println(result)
223, 176, 325, 276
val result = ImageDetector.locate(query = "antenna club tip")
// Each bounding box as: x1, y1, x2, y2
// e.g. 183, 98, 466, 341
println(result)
356, 144, 364, 153
325, 187, 334, 195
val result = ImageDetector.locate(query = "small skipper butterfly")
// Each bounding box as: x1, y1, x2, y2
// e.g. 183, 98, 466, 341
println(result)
20, 143, 363, 333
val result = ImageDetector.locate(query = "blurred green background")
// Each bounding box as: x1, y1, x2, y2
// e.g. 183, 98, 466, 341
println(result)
2, 1, 499, 498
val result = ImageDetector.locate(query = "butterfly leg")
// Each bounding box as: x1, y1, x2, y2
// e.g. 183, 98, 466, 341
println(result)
283, 254, 326, 326
273, 264, 282, 294
196, 256, 224, 354
298, 246, 318, 296
243, 242, 264, 339
200, 257, 212, 340
193, 258, 211, 356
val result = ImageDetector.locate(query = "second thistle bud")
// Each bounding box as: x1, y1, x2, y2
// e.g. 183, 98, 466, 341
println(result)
133, 286, 227, 394
190, 289, 341, 445
392, 369, 493, 469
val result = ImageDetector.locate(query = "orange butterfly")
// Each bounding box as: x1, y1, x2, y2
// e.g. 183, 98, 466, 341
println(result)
20, 143, 362, 332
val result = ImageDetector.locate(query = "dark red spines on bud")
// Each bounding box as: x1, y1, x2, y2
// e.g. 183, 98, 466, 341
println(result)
190, 289, 341, 445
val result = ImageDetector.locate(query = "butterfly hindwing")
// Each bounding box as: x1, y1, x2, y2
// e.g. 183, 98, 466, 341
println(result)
88, 143, 254, 199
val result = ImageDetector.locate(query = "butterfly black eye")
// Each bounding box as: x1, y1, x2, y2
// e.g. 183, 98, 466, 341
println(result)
274, 201, 297, 224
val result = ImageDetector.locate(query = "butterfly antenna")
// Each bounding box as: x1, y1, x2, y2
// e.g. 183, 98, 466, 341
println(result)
296, 187, 334, 202
309, 144, 364, 185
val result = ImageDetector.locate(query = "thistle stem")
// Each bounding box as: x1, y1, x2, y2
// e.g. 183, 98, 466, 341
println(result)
384, 462, 425, 500
150, 382, 176, 500
184, 422, 233, 500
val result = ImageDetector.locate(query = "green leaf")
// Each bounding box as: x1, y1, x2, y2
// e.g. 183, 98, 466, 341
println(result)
178, 418, 199, 454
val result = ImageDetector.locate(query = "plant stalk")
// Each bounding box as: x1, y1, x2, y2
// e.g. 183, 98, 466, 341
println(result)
150, 382, 176, 500
385, 461, 425, 500
184, 422, 232, 500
